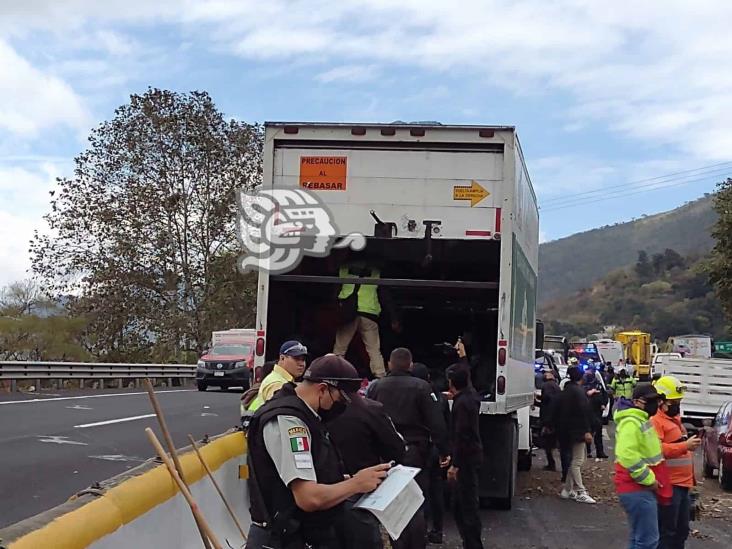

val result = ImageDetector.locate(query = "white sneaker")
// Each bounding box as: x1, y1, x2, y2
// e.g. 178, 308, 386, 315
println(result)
560, 489, 577, 500
574, 492, 597, 504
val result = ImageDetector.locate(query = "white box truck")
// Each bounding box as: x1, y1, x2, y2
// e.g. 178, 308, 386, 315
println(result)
659, 357, 732, 422
252, 122, 540, 508
668, 334, 713, 359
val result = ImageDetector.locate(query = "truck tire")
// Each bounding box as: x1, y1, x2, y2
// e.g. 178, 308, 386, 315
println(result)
703, 457, 715, 479
720, 459, 732, 491
197, 382, 207, 392
478, 415, 517, 511
517, 449, 532, 472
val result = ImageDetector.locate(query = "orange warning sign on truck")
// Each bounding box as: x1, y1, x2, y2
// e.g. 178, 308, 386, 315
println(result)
299, 156, 348, 190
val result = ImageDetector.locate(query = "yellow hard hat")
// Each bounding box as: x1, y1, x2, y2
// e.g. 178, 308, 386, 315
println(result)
654, 375, 685, 400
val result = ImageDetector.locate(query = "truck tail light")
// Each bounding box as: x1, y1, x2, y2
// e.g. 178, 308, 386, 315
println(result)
256, 337, 265, 356
497, 375, 506, 394
498, 347, 507, 366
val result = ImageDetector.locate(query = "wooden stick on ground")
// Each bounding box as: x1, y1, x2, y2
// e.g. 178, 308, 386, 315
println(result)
188, 434, 248, 541
146, 428, 223, 549
144, 378, 213, 549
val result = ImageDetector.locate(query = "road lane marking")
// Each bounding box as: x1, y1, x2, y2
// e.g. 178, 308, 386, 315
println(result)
66, 404, 93, 410
0, 389, 195, 405
74, 413, 156, 428
89, 454, 145, 462
38, 436, 88, 445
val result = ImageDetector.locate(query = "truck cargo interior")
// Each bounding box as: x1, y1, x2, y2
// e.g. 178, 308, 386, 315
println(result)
265, 237, 501, 397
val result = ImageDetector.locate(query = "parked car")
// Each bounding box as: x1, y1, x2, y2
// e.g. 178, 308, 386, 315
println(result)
702, 400, 732, 490
196, 330, 255, 391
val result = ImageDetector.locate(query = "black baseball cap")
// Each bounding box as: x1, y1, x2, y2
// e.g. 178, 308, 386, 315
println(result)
280, 340, 308, 357
303, 354, 362, 394
633, 383, 660, 400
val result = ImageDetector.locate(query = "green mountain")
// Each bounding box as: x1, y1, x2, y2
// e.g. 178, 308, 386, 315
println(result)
541, 250, 728, 340
538, 195, 717, 305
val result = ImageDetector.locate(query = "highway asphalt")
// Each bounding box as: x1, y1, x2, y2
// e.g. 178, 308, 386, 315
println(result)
0, 386, 243, 528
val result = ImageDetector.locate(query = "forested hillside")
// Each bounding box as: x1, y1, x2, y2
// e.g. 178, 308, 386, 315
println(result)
539, 195, 717, 305
541, 249, 728, 340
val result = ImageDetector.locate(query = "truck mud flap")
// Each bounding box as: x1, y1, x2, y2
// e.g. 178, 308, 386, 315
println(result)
478, 414, 517, 509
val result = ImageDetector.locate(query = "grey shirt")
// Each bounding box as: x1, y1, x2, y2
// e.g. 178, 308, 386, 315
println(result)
263, 415, 318, 485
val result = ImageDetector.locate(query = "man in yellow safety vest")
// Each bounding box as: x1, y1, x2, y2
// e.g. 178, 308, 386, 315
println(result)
333, 261, 399, 378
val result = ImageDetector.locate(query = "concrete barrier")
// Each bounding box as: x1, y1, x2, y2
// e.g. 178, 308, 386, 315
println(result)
1, 432, 250, 549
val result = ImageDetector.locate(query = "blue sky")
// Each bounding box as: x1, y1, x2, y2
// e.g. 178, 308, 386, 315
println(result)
1, 0, 731, 285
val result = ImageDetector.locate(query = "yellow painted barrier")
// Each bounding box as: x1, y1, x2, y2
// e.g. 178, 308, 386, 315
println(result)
8, 432, 246, 549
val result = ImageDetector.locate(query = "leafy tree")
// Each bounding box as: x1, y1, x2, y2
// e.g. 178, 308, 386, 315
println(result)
0, 280, 89, 361
708, 178, 732, 323
31, 89, 262, 361
635, 250, 654, 281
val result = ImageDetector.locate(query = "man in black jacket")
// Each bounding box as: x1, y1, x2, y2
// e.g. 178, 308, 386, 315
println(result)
555, 366, 597, 504
583, 371, 609, 459
329, 392, 406, 549
367, 348, 450, 549
446, 364, 484, 549
539, 368, 561, 471
411, 363, 450, 544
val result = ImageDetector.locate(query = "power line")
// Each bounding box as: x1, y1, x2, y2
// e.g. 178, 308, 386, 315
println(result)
540, 161, 732, 206
540, 173, 724, 213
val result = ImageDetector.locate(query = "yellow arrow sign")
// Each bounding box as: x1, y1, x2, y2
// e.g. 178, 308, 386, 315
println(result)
453, 180, 490, 207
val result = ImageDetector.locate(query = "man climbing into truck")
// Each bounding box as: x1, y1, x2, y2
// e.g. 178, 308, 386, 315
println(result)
333, 256, 400, 378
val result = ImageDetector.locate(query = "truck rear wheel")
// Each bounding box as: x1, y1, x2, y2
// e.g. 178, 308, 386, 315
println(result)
478, 414, 517, 511
517, 449, 532, 472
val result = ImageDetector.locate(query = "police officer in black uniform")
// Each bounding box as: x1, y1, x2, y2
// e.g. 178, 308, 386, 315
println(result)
328, 389, 407, 548
246, 355, 391, 549
367, 348, 450, 549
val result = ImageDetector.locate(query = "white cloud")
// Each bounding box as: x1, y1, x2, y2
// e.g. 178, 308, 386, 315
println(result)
316, 65, 380, 83
0, 40, 91, 137
170, 0, 732, 160
3, 1, 730, 161
0, 163, 63, 286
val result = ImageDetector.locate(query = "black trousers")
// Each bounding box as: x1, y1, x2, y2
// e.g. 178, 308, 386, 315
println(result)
543, 431, 557, 469
658, 486, 691, 549
454, 463, 484, 549
246, 523, 341, 549
586, 416, 605, 456
559, 441, 572, 482
424, 446, 445, 534
335, 496, 383, 549
392, 444, 428, 549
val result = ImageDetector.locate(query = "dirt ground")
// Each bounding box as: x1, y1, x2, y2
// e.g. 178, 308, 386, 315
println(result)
434, 425, 732, 548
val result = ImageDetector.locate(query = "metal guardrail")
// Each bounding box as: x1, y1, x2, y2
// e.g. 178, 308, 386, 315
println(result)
0, 361, 196, 391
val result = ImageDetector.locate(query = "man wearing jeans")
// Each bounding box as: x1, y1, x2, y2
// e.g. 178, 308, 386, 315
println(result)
614, 384, 672, 549
556, 366, 596, 504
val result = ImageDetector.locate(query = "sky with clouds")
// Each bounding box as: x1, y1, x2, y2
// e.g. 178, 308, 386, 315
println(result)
1, 0, 731, 286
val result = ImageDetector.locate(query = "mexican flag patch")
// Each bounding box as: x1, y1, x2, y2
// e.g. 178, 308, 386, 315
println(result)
290, 436, 309, 452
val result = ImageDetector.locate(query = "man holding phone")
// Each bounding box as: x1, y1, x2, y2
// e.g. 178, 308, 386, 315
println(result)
652, 376, 701, 549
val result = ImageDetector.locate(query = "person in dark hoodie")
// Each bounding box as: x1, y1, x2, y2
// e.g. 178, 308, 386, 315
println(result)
411, 363, 450, 544
556, 366, 597, 504
583, 371, 609, 459
539, 368, 561, 471
328, 388, 407, 549
446, 363, 484, 549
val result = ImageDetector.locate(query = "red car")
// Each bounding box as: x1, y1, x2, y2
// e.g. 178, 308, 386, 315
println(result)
196, 337, 254, 392
702, 400, 732, 490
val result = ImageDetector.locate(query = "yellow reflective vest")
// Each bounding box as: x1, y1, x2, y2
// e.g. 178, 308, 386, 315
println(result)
338, 264, 381, 317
